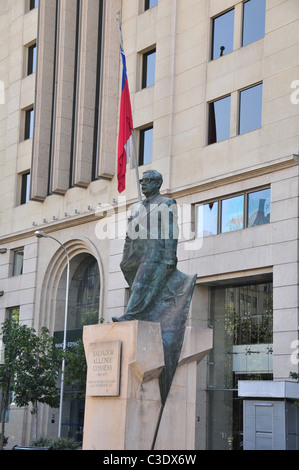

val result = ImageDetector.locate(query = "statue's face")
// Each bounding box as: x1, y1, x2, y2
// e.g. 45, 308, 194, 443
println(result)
140, 177, 161, 197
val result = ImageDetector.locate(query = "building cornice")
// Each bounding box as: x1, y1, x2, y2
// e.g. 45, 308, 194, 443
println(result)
0, 154, 298, 245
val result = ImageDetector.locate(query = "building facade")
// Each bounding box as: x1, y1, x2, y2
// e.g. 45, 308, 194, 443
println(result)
0, 0, 298, 449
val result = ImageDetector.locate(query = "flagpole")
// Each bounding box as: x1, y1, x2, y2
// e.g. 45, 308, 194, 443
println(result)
116, 10, 142, 202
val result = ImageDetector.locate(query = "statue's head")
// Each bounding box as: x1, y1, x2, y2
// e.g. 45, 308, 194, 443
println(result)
139, 170, 163, 197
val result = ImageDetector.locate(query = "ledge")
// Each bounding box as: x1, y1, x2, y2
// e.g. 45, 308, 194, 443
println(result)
238, 380, 299, 400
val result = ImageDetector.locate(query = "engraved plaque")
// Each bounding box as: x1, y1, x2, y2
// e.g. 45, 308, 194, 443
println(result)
86, 341, 121, 397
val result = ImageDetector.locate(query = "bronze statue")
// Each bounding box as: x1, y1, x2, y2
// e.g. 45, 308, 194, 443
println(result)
112, 170, 179, 322
113, 170, 196, 447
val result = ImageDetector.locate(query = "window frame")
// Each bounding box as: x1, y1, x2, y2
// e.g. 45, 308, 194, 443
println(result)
29, 0, 38, 10
141, 48, 156, 89
20, 172, 31, 205
239, 82, 263, 135
208, 94, 231, 145
12, 249, 24, 277
138, 125, 154, 166
211, 8, 235, 60
196, 186, 271, 238
144, 0, 158, 11
27, 43, 37, 76
24, 107, 34, 140
242, 0, 266, 47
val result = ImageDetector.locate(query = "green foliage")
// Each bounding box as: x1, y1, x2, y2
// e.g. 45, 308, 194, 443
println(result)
13, 326, 60, 414
81, 309, 99, 326
0, 317, 60, 449
30, 436, 80, 450
63, 339, 87, 400
290, 372, 299, 382
225, 295, 273, 345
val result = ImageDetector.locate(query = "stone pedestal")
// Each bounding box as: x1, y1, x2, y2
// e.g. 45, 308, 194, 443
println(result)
82, 321, 212, 450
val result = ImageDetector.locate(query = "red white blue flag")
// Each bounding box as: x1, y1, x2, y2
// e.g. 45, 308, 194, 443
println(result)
117, 46, 133, 193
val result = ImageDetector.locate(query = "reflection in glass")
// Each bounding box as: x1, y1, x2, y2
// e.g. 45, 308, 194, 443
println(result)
207, 282, 273, 450
243, 0, 266, 46
142, 49, 156, 88
221, 195, 244, 232
197, 202, 218, 237
247, 188, 270, 227
212, 9, 234, 59
28, 44, 37, 75
13, 249, 24, 276
21, 172, 31, 205
139, 126, 153, 165
208, 95, 231, 144
239, 83, 263, 134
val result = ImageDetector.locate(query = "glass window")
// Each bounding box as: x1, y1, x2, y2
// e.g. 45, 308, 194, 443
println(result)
207, 282, 273, 450
239, 83, 262, 134
20, 172, 30, 205
197, 202, 218, 237
24, 107, 34, 140
208, 95, 231, 144
242, 0, 266, 46
12, 249, 24, 276
221, 195, 244, 233
29, 0, 38, 10
247, 188, 270, 227
145, 0, 158, 10
142, 49, 156, 88
139, 126, 153, 165
27, 44, 37, 75
212, 9, 234, 60
7, 307, 20, 322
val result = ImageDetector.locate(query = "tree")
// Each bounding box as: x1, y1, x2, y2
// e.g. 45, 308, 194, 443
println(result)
13, 326, 61, 439
0, 318, 60, 449
0, 316, 28, 450
63, 339, 87, 400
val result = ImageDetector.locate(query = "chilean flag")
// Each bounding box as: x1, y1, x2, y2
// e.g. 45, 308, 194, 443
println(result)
117, 46, 133, 193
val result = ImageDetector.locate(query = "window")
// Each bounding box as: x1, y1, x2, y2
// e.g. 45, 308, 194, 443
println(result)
142, 49, 156, 88
145, 0, 158, 10
24, 107, 34, 140
20, 172, 30, 205
212, 9, 234, 60
221, 195, 244, 233
27, 43, 37, 75
197, 202, 218, 237
239, 83, 263, 134
207, 282, 273, 450
29, 0, 38, 10
197, 187, 270, 237
247, 188, 270, 227
208, 95, 231, 144
12, 250, 24, 276
7, 307, 20, 322
139, 126, 153, 165
242, 0, 266, 47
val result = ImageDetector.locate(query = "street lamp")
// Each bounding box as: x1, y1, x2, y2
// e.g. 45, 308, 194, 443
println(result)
34, 230, 70, 438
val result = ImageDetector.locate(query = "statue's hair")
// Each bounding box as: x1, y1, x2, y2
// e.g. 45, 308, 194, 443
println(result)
141, 170, 163, 187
